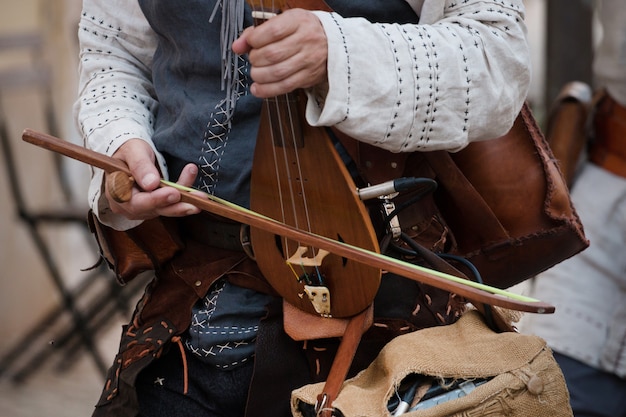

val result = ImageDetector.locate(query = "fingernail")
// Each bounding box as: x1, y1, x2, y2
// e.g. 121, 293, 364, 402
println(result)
167, 194, 179, 203
142, 173, 158, 186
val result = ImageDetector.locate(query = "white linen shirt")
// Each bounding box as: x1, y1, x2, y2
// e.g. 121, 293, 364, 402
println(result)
75, 0, 530, 230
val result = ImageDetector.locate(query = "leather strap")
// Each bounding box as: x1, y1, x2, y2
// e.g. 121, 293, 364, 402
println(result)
423, 149, 510, 246
545, 81, 592, 186
589, 91, 626, 178
316, 306, 373, 417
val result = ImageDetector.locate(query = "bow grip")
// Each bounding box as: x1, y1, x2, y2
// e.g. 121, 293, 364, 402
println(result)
107, 171, 135, 203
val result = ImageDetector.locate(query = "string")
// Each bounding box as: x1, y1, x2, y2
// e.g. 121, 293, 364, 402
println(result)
265, 98, 290, 239
255, 0, 323, 280
287, 261, 302, 282
253, 1, 295, 260
272, 90, 325, 282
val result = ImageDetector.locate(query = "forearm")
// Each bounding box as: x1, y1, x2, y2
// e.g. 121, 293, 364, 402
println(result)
75, 0, 159, 154
307, 0, 530, 153
75, 0, 162, 227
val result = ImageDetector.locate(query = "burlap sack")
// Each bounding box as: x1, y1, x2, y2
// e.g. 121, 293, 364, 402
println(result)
291, 310, 572, 417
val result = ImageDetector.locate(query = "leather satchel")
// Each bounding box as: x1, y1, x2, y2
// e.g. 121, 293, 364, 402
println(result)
87, 211, 184, 285
345, 102, 589, 289
429, 103, 588, 288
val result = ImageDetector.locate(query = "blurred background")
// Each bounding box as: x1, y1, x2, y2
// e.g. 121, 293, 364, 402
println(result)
0, 1, 147, 415
0, 0, 597, 416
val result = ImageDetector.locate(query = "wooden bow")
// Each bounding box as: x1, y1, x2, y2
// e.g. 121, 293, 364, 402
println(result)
22, 128, 554, 315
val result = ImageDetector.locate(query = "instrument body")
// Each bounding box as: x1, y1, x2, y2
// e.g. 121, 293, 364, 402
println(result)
246, 0, 380, 318
249, 90, 381, 318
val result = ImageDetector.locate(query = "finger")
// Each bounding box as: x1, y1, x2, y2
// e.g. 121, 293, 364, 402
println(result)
250, 60, 327, 98
243, 12, 297, 51
112, 186, 199, 220
250, 46, 326, 84
232, 27, 254, 55
248, 41, 299, 80
107, 186, 176, 219
247, 35, 296, 69
250, 74, 298, 98
177, 163, 199, 187
156, 201, 201, 218
246, 12, 323, 69
149, 186, 200, 217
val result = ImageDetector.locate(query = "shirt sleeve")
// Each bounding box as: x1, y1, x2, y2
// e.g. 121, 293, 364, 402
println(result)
74, 0, 165, 229
306, 0, 531, 153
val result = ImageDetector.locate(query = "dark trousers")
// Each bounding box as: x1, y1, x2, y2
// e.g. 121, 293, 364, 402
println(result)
136, 346, 254, 417
555, 352, 626, 417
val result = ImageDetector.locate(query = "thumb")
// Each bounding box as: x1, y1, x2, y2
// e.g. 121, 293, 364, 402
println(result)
116, 139, 160, 191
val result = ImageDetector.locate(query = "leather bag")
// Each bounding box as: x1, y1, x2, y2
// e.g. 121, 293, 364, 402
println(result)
87, 211, 184, 285
427, 103, 588, 288
351, 103, 589, 289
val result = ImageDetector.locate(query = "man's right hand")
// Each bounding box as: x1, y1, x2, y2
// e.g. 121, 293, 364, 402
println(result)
104, 139, 200, 220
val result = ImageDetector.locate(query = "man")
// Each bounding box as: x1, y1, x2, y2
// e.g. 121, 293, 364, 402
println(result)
75, 1, 530, 416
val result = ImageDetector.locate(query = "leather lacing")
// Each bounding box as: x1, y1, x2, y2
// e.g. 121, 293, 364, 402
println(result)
171, 336, 190, 395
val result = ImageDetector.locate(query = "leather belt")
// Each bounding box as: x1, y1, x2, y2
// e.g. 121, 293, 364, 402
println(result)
179, 213, 254, 257
589, 91, 626, 178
